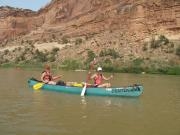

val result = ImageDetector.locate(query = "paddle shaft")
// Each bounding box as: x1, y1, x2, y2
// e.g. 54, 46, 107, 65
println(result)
81, 59, 95, 96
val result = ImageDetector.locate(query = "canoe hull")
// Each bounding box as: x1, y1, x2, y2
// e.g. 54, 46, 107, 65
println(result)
28, 79, 143, 97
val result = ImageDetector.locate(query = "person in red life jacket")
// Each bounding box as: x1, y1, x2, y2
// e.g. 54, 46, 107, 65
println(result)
90, 67, 113, 88
41, 65, 64, 85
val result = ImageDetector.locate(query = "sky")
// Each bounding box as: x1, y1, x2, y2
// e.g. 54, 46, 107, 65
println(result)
0, 0, 51, 11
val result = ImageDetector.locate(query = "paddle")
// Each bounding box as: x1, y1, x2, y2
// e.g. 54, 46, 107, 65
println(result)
33, 82, 44, 90
81, 59, 96, 96
81, 83, 87, 96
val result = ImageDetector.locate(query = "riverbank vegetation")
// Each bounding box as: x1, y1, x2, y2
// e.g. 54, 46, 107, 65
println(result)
0, 35, 180, 75
1, 58, 180, 75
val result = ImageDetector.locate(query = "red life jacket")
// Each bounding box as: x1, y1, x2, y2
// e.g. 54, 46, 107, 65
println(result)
42, 71, 52, 81
94, 74, 103, 85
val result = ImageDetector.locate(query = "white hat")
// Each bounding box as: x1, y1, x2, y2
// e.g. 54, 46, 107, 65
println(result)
97, 67, 102, 71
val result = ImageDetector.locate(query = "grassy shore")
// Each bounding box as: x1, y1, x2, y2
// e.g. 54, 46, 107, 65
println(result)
1, 62, 180, 75
102, 65, 180, 75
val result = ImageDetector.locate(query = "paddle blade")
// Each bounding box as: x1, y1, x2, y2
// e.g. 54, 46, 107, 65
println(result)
72, 83, 83, 87
81, 84, 87, 96
33, 83, 44, 90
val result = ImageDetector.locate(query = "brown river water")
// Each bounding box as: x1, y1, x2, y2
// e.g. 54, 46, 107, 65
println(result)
0, 68, 179, 135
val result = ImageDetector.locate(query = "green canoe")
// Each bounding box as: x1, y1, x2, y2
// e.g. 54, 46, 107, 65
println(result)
28, 78, 143, 97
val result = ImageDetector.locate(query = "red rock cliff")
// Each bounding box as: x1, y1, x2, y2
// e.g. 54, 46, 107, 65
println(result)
0, 0, 180, 43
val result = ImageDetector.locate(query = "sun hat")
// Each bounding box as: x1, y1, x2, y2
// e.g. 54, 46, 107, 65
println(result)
97, 67, 102, 71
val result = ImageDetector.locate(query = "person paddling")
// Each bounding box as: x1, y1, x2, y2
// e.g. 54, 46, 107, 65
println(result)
41, 65, 65, 85
90, 67, 113, 88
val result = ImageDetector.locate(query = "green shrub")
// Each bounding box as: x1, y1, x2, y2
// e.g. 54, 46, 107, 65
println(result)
14, 55, 25, 63
99, 49, 119, 59
142, 43, 148, 51
19, 54, 25, 61
86, 50, 96, 64
30, 44, 35, 48
27, 40, 33, 45
75, 38, 83, 45
157, 68, 168, 74
21, 40, 24, 44
127, 66, 144, 74
24, 47, 30, 52
52, 34, 56, 40
4, 49, 9, 55
62, 37, 69, 44
48, 55, 56, 62
159, 35, 169, 45
150, 37, 158, 48
33, 50, 48, 62
150, 35, 170, 49
169, 42, 174, 48
176, 46, 180, 56
101, 59, 114, 72
15, 57, 20, 63
51, 47, 59, 55
102, 65, 115, 72
166, 66, 180, 75
62, 59, 82, 70
133, 58, 144, 66
99, 50, 105, 57
104, 58, 112, 65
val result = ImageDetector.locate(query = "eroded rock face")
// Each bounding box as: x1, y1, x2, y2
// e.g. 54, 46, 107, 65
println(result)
0, 0, 180, 43
0, 6, 43, 42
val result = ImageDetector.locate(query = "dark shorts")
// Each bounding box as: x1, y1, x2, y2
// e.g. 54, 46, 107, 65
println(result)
56, 80, 66, 86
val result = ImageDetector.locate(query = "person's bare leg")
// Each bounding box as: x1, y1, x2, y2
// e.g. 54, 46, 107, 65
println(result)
98, 83, 111, 88
66, 82, 76, 86
48, 81, 56, 85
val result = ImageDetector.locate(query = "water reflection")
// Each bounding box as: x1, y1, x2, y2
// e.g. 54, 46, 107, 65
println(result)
81, 97, 87, 106
79, 95, 142, 110
104, 99, 112, 106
